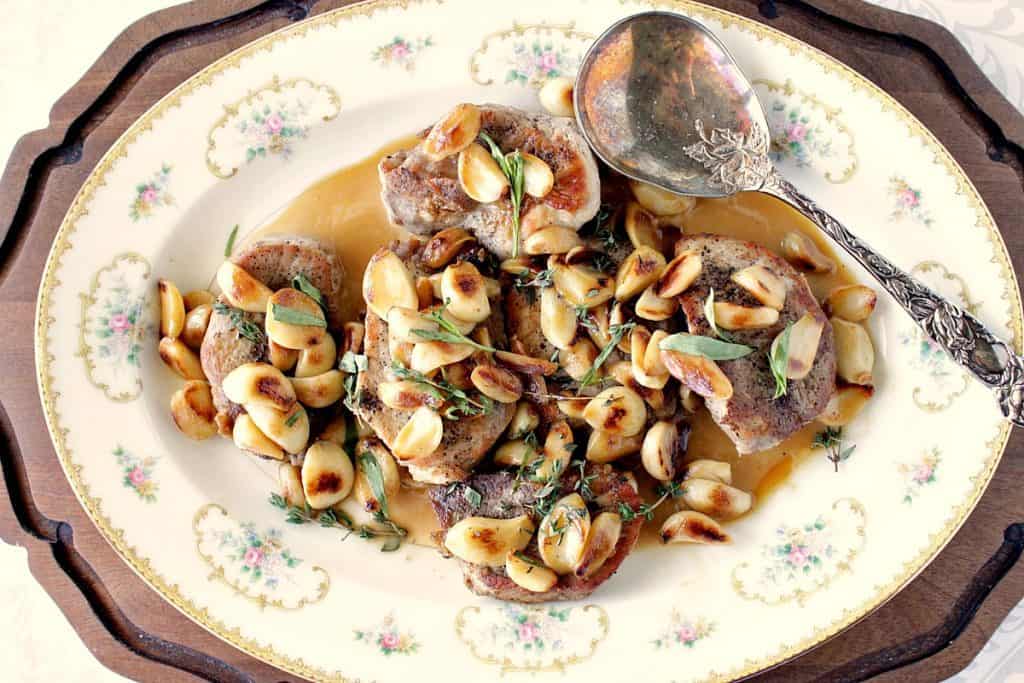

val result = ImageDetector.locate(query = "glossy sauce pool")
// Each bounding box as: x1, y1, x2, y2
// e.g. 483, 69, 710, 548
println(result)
241, 136, 858, 548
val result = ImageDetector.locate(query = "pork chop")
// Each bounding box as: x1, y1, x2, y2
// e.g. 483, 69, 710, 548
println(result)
378, 104, 601, 259
429, 464, 642, 603
674, 234, 836, 453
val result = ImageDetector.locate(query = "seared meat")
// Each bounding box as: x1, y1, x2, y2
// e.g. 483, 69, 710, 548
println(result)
429, 465, 642, 603
675, 234, 836, 453
379, 104, 601, 259
201, 301, 267, 418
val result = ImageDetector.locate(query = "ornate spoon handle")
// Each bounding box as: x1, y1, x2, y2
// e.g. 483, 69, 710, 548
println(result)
760, 169, 1024, 427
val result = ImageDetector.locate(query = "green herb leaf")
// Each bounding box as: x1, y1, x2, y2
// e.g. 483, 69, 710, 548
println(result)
358, 453, 390, 518
463, 486, 483, 509
768, 323, 793, 399
813, 426, 856, 472
213, 302, 264, 345
392, 362, 492, 419
271, 303, 327, 328
659, 332, 754, 360
479, 132, 525, 257
339, 351, 368, 374
292, 273, 326, 312
267, 492, 406, 551
703, 289, 736, 342
284, 411, 300, 427
579, 321, 636, 389
414, 304, 496, 351
224, 224, 239, 257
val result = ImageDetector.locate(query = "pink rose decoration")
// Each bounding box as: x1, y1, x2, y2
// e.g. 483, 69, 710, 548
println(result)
913, 464, 932, 483
538, 52, 558, 72
379, 632, 400, 650
392, 43, 410, 58
109, 313, 131, 333
266, 113, 284, 134
243, 546, 264, 568
128, 467, 146, 485
141, 187, 158, 203
788, 546, 810, 568
900, 188, 919, 207
677, 626, 697, 643
518, 622, 540, 642
787, 123, 807, 143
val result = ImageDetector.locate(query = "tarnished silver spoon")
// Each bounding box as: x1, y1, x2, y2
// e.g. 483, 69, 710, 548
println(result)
574, 10, 1024, 426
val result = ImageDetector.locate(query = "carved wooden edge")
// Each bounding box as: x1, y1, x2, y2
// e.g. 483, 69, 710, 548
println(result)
0, 0, 1019, 681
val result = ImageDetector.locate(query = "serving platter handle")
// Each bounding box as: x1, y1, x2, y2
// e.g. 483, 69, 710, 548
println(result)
760, 169, 1024, 427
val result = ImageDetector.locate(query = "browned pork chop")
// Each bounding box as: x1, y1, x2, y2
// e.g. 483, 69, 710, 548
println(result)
378, 104, 601, 259
674, 234, 836, 453
429, 465, 642, 603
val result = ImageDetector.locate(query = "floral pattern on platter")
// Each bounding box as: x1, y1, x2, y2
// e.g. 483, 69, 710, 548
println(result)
77, 253, 152, 402
889, 175, 934, 227
456, 604, 607, 672
900, 262, 979, 411
733, 499, 866, 605
372, 36, 433, 71
193, 504, 329, 610
353, 614, 420, 656
470, 22, 594, 87
206, 76, 341, 179
753, 79, 858, 183
113, 445, 158, 502
651, 611, 715, 650
898, 448, 941, 504
129, 164, 173, 221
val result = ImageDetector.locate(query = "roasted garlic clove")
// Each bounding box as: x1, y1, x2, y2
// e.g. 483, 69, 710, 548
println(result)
493, 439, 539, 467
559, 338, 599, 382
471, 364, 523, 403
538, 494, 591, 575
660, 510, 730, 544
222, 362, 296, 411
278, 463, 306, 508
661, 350, 733, 400
170, 380, 217, 440
681, 479, 753, 520
682, 459, 732, 484
290, 370, 345, 409
522, 153, 554, 198
524, 226, 583, 256
421, 228, 476, 270
507, 402, 540, 439
245, 403, 309, 455
233, 413, 285, 460
538, 76, 575, 117
634, 285, 676, 322
641, 421, 679, 481
585, 428, 644, 463
505, 551, 559, 592
624, 201, 661, 251
629, 179, 695, 216
731, 265, 787, 310
713, 302, 780, 330
818, 384, 874, 427
392, 406, 444, 461
295, 331, 336, 378
362, 248, 418, 320
832, 317, 875, 385
583, 386, 647, 437
495, 350, 558, 376
781, 231, 834, 273
410, 340, 475, 374
301, 440, 355, 509
655, 250, 702, 298
785, 312, 825, 380
574, 511, 622, 578
445, 515, 535, 567
540, 287, 578, 350
216, 262, 272, 313
318, 414, 348, 447
387, 306, 439, 344
159, 279, 185, 339
182, 289, 214, 311
268, 340, 298, 372
181, 303, 213, 350
825, 284, 877, 322
378, 380, 443, 411
533, 421, 574, 480
353, 439, 401, 513
265, 288, 327, 350
615, 246, 667, 301
458, 142, 509, 202
442, 261, 491, 323
422, 103, 482, 161
159, 336, 205, 380
552, 262, 615, 308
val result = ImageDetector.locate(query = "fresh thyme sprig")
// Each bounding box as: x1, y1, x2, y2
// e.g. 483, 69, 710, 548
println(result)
479, 132, 525, 257
513, 267, 553, 291
358, 452, 409, 551
529, 457, 566, 518
617, 480, 686, 522
573, 459, 597, 502
586, 202, 617, 250
813, 426, 856, 472
213, 302, 264, 345
224, 224, 239, 257
578, 321, 636, 389
268, 493, 406, 552
391, 362, 493, 419
414, 303, 496, 352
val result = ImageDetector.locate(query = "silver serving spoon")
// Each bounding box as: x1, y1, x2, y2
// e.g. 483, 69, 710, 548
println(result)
574, 10, 1024, 426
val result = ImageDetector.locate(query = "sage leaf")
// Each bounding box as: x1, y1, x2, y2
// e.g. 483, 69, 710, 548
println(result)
659, 333, 754, 360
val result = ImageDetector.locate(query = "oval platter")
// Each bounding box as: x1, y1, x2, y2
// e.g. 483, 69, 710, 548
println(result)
34, 0, 1022, 681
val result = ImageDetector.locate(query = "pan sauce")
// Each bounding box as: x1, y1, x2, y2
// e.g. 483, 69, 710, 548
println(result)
243, 136, 859, 548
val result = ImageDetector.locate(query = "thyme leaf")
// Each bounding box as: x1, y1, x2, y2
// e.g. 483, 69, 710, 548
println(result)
617, 480, 686, 522
268, 493, 406, 552
415, 303, 496, 352
212, 302, 264, 345
813, 426, 856, 472
391, 362, 492, 419
578, 321, 635, 389
479, 132, 525, 257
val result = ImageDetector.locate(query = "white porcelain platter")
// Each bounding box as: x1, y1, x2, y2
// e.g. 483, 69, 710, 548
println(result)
35, 0, 1022, 680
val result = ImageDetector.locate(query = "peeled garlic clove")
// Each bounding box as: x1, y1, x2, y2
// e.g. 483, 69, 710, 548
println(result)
301, 440, 355, 509
378, 380, 443, 411
392, 406, 443, 461
422, 103, 482, 161
641, 421, 678, 481
832, 317, 875, 385
635, 285, 676, 321
630, 179, 695, 216
610, 302, 633, 353
471, 364, 523, 403
295, 331, 336, 378
731, 265, 787, 310
624, 201, 662, 251
234, 413, 285, 460
679, 385, 703, 413
818, 383, 874, 427
389, 337, 414, 368
353, 439, 401, 514
290, 370, 345, 409
539, 287, 577, 350
534, 420, 573, 480
825, 284, 877, 322
574, 511, 622, 578
585, 429, 643, 463
458, 142, 509, 202
266, 288, 327, 350
524, 226, 583, 256
222, 362, 296, 411
660, 510, 730, 544
522, 152, 554, 199
583, 386, 647, 437
387, 306, 438, 344
362, 248, 418, 320
682, 479, 753, 520
182, 289, 214, 311
662, 350, 733, 400
538, 76, 575, 117
786, 312, 825, 380
557, 396, 589, 423
181, 303, 212, 350
421, 227, 476, 269
216, 262, 273, 313
507, 402, 540, 439
630, 327, 669, 390
656, 250, 702, 298
493, 439, 539, 467
781, 231, 834, 273
538, 493, 591, 575
341, 321, 365, 356
268, 340, 299, 372
551, 262, 615, 308
159, 336, 205, 380
278, 463, 306, 508
559, 338, 599, 382
441, 261, 490, 323
158, 279, 185, 339
495, 350, 558, 376
445, 514, 536, 566
615, 246, 667, 301
170, 380, 217, 440
682, 459, 732, 484
246, 403, 309, 454
583, 303, 612, 348
713, 302, 780, 330
506, 551, 559, 592
410, 340, 475, 374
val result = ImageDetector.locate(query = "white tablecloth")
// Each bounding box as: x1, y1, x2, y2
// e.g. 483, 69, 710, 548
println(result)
0, 1, 1020, 680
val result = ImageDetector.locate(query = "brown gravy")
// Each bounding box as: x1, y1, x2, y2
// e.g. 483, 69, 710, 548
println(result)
243, 136, 857, 547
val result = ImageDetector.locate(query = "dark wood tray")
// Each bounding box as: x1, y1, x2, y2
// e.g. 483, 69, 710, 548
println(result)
0, 1, 1021, 680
